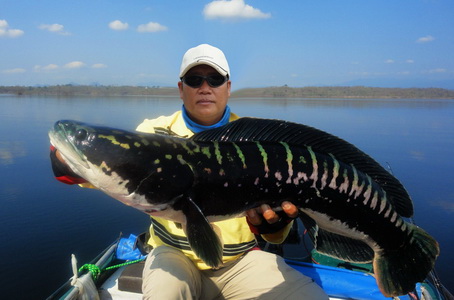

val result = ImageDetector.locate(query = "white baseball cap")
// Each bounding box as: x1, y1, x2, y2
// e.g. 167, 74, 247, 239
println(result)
179, 44, 230, 78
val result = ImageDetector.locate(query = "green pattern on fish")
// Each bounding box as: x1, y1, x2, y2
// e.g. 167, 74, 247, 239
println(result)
49, 117, 439, 297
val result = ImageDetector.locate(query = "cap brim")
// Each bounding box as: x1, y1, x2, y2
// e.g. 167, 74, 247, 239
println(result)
179, 59, 229, 78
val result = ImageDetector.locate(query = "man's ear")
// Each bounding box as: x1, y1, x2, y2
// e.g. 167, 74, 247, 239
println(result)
178, 81, 184, 99
227, 80, 231, 96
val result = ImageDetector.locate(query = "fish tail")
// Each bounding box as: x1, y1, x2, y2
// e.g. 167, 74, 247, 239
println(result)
373, 224, 440, 297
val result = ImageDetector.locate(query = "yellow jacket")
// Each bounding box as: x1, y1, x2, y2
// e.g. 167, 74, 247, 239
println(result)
137, 110, 292, 269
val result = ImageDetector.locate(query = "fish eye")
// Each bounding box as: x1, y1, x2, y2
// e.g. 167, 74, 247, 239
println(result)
75, 129, 88, 141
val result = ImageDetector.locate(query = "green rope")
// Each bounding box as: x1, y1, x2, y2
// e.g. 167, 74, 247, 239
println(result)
79, 264, 101, 280
79, 258, 145, 280
104, 258, 145, 271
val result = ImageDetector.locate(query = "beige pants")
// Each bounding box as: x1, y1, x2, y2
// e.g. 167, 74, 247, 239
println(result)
142, 246, 329, 300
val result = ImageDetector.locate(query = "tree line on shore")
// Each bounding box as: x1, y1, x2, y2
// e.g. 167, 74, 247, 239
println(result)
1, 84, 453, 99
232, 85, 454, 99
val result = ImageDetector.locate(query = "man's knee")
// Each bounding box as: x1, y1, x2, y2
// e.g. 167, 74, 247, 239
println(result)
239, 251, 329, 299
142, 246, 202, 299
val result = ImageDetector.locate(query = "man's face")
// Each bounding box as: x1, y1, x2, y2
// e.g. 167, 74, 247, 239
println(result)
178, 65, 231, 126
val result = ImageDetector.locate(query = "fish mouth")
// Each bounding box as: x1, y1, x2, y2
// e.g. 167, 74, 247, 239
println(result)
48, 121, 90, 169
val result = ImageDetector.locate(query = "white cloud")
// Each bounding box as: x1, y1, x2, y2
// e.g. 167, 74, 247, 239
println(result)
137, 22, 168, 33
109, 20, 129, 31
2, 68, 26, 74
92, 63, 107, 69
34, 64, 59, 72
349, 71, 386, 76
384, 59, 395, 64
428, 68, 447, 74
416, 35, 435, 43
39, 24, 71, 35
0, 20, 24, 38
406, 59, 414, 64
204, 0, 271, 20
34, 62, 104, 72
43, 64, 59, 70
2, 29, 24, 37
64, 61, 86, 69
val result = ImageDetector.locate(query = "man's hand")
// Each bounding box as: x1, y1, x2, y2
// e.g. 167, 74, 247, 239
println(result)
246, 201, 298, 226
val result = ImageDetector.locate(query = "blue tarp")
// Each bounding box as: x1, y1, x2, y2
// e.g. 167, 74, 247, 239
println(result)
115, 234, 148, 261
285, 259, 422, 300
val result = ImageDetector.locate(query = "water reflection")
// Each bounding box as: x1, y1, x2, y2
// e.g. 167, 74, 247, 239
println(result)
231, 97, 453, 109
0, 141, 27, 165
432, 200, 454, 213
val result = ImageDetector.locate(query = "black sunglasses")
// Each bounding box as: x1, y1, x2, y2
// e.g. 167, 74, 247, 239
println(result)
181, 74, 228, 88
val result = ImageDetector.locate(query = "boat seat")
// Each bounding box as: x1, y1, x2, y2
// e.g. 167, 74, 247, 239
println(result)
118, 261, 145, 293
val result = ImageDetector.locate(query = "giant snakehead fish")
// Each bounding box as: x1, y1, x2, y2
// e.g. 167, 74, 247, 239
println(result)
48, 117, 439, 297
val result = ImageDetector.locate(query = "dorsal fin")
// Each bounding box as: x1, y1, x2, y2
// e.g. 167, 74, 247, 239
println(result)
192, 117, 413, 217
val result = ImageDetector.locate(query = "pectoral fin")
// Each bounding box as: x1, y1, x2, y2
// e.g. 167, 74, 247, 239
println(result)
180, 195, 223, 268
314, 227, 374, 263
299, 212, 374, 263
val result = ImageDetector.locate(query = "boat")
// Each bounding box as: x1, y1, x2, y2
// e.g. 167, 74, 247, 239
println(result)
47, 223, 453, 300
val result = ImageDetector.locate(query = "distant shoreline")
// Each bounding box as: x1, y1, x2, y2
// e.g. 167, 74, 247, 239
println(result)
1, 85, 454, 99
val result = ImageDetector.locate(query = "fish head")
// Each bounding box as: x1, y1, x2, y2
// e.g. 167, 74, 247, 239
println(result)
48, 120, 172, 213
49, 120, 97, 173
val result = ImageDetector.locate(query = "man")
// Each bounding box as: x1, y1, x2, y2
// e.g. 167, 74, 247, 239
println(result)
136, 44, 328, 299
50, 44, 328, 299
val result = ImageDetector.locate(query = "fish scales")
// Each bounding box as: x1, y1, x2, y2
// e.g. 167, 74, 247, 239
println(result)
187, 141, 309, 212
49, 118, 439, 297
149, 139, 412, 253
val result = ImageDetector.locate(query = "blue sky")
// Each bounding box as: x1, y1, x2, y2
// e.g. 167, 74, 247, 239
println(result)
1, 0, 454, 90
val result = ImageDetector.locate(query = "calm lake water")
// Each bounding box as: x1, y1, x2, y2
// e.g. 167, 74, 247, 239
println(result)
0, 95, 453, 299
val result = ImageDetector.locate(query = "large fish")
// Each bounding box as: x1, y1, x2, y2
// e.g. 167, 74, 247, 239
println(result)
49, 117, 439, 297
